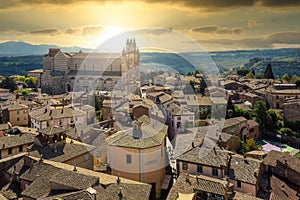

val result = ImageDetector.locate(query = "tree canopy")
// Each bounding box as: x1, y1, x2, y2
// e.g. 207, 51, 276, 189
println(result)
0, 76, 17, 92
263, 64, 275, 79
254, 100, 268, 131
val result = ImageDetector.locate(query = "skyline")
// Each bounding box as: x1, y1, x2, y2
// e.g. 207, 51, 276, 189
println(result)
1, 0, 300, 51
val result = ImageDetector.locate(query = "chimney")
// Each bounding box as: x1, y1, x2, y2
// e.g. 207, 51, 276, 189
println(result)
117, 173, 121, 185
133, 121, 142, 139
118, 186, 123, 200
39, 154, 43, 163
73, 164, 77, 172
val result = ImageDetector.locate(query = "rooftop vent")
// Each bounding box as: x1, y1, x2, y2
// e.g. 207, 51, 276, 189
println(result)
133, 121, 142, 139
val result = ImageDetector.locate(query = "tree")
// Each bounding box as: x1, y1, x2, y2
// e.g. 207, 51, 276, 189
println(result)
277, 127, 296, 137
251, 69, 256, 76
0, 76, 17, 92
25, 77, 37, 88
281, 74, 290, 83
245, 72, 255, 79
21, 89, 30, 96
238, 139, 261, 155
254, 100, 268, 131
199, 77, 207, 95
237, 69, 250, 77
226, 97, 235, 118
290, 75, 300, 88
263, 64, 275, 79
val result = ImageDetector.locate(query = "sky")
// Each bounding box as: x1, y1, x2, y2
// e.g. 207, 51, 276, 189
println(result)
0, 0, 300, 51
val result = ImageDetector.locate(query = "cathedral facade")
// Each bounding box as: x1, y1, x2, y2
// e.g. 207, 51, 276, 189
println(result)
41, 39, 140, 95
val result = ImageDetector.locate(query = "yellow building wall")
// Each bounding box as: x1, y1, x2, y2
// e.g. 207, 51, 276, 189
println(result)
0, 144, 28, 159
9, 109, 29, 126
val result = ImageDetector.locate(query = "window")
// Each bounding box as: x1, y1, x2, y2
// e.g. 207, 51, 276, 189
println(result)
197, 165, 203, 173
212, 168, 218, 176
85, 155, 89, 161
276, 95, 279, 100
8, 148, 12, 155
249, 128, 254, 133
189, 116, 193, 120
72, 160, 77, 165
17, 110, 20, 115
24, 110, 27, 114
237, 180, 241, 188
126, 154, 132, 164
177, 116, 181, 120
24, 117, 27, 120
176, 122, 181, 128
276, 103, 279, 109
19, 145, 23, 152
182, 162, 188, 171
17, 117, 20, 121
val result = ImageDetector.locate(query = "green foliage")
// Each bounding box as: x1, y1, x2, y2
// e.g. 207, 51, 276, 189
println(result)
199, 77, 207, 95
254, 100, 268, 131
21, 89, 30, 96
238, 139, 261, 155
295, 152, 300, 158
237, 69, 250, 77
263, 64, 275, 79
0, 76, 17, 92
245, 72, 255, 79
290, 75, 300, 88
94, 94, 103, 112
255, 74, 264, 79
0, 55, 43, 76
284, 120, 300, 132
281, 73, 291, 82
233, 107, 252, 120
277, 127, 297, 137
226, 97, 235, 118
199, 110, 208, 119
265, 110, 283, 131
251, 69, 256, 76
16, 76, 37, 88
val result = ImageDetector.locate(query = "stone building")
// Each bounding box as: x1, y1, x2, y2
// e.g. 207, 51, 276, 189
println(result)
283, 98, 300, 121
107, 115, 168, 199
41, 39, 140, 95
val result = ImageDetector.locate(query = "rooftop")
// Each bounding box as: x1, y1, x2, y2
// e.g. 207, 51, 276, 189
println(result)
167, 172, 233, 200
107, 116, 167, 149
177, 146, 231, 168
228, 154, 262, 185
263, 150, 300, 174
0, 133, 35, 149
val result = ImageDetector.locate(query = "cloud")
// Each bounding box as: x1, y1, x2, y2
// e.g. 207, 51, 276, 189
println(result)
248, 19, 264, 28
256, 0, 300, 7
197, 32, 300, 49
26, 26, 103, 36
191, 26, 243, 35
82, 25, 102, 35
29, 28, 60, 35
266, 32, 300, 44
1, 0, 300, 9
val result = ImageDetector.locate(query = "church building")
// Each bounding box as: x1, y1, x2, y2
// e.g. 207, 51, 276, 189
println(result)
41, 39, 140, 95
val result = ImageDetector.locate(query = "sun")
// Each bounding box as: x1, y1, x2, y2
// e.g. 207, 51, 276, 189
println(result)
99, 25, 127, 42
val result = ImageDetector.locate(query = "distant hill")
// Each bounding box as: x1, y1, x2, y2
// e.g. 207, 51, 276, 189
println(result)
0, 41, 299, 77
0, 41, 91, 56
